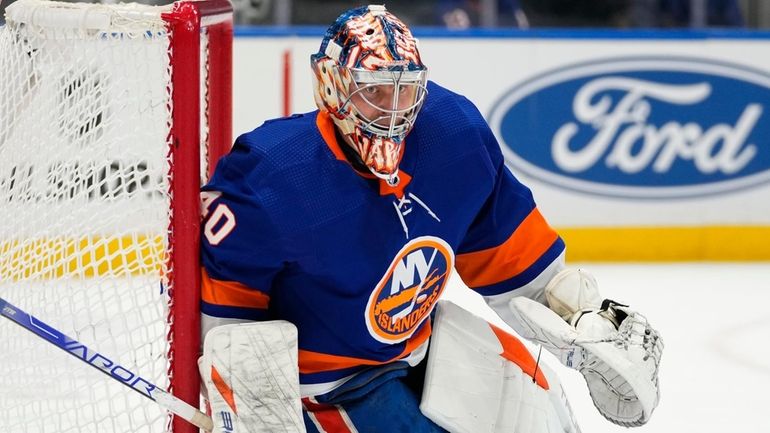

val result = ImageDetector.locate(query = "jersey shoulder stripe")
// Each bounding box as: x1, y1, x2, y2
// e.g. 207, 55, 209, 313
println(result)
456, 207, 561, 288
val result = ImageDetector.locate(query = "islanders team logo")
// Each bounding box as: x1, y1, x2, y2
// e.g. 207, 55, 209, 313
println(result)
365, 236, 453, 344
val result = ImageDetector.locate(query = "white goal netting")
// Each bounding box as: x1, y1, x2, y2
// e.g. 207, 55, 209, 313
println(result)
0, 1, 229, 431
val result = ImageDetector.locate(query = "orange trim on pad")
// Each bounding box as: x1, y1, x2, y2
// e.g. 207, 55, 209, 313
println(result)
455, 207, 559, 288
211, 365, 238, 413
489, 324, 549, 390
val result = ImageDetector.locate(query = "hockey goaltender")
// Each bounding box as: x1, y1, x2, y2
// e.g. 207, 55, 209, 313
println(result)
197, 4, 664, 432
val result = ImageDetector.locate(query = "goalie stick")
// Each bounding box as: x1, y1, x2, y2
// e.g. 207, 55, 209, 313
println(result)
0, 296, 213, 432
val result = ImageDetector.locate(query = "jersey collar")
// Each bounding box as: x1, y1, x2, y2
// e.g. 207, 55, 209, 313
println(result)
316, 110, 412, 199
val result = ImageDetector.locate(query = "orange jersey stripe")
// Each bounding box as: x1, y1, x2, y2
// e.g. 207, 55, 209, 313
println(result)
455, 207, 559, 288
298, 322, 431, 375
201, 268, 270, 309
455, 208, 559, 287
489, 324, 549, 390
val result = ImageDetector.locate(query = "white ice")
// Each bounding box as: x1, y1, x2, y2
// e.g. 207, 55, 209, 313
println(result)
3, 263, 767, 432
443, 262, 770, 433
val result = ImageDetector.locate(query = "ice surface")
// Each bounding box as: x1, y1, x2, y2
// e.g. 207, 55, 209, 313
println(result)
3, 263, 767, 432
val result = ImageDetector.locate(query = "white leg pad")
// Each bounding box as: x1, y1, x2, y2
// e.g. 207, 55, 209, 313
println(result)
420, 300, 580, 433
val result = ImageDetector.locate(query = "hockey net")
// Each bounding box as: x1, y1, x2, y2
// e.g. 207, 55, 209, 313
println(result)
0, 0, 232, 432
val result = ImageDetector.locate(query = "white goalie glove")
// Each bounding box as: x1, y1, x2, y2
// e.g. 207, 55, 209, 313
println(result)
509, 269, 663, 427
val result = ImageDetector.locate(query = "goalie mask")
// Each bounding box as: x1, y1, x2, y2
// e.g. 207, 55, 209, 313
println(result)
311, 5, 428, 185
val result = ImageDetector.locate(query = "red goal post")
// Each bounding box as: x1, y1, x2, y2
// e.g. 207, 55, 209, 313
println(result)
165, 2, 232, 432
0, 0, 232, 432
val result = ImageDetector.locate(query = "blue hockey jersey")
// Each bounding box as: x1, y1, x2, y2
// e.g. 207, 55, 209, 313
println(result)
200, 81, 565, 396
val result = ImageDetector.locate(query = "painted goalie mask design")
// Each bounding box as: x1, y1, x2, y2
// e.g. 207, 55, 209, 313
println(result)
311, 5, 428, 185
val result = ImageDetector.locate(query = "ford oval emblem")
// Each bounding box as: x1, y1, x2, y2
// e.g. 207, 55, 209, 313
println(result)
488, 57, 770, 198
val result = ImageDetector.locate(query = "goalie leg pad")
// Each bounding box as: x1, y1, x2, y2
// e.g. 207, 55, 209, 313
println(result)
420, 300, 580, 433
199, 321, 305, 433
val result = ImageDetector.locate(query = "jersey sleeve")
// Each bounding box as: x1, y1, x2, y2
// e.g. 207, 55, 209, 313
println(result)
200, 138, 285, 324
455, 124, 566, 302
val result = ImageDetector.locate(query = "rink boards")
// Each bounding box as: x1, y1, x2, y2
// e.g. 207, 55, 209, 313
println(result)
230, 28, 770, 261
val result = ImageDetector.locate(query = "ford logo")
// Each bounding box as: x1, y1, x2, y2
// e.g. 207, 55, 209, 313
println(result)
488, 57, 770, 198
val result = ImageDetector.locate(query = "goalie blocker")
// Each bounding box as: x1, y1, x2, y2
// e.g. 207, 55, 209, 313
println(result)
199, 321, 305, 433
